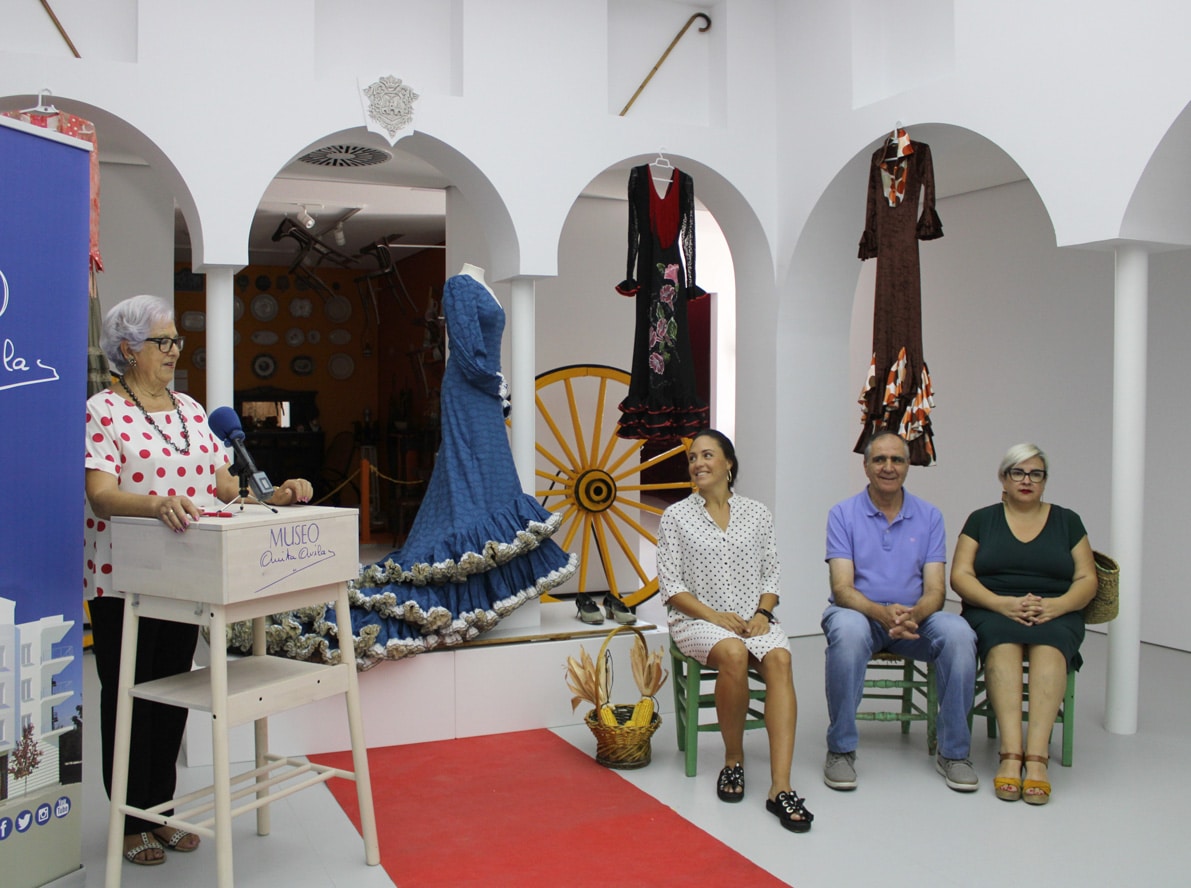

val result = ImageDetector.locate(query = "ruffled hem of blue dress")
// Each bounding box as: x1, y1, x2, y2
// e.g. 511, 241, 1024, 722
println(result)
223, 505, 580, 670
355, 499, 567, 587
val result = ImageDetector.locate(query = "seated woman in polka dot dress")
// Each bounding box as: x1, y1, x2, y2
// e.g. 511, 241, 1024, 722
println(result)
656, 429, 813, 833
84, 295, 313, 866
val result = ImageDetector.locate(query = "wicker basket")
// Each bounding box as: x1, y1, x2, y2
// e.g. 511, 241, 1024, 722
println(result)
582, 625, 661, 770
1084, 551, 1119, 624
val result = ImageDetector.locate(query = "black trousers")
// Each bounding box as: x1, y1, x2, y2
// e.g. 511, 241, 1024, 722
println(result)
89, 596, 199, 836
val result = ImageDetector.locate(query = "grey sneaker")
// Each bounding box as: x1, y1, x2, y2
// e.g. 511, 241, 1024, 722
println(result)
936, 756, 979, 792
823, 750, 857, 790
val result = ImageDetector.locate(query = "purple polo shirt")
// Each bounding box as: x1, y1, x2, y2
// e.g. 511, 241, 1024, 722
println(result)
824, 487, 946, 607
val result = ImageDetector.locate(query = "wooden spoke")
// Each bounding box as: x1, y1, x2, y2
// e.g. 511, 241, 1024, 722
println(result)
523, 365, 690, 606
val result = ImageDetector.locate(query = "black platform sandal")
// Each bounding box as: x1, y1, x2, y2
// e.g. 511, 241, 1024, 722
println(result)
717, 763, 745, 802
766, 790, 814, 833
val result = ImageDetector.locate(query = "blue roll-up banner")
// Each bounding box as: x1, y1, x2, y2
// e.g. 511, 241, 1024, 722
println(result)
0, 116, 91, 885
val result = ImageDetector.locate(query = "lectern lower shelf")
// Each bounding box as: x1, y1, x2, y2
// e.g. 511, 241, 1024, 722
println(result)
130, 656, 353, 725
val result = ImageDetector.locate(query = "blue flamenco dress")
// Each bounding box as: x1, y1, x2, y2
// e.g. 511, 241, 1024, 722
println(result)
321, 273, 577, 668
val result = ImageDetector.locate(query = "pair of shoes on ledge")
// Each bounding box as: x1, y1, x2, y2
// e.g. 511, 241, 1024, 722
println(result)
574, 593, 636, 625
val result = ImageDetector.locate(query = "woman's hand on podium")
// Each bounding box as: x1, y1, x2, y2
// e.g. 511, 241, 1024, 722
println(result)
268, 478, 313, 506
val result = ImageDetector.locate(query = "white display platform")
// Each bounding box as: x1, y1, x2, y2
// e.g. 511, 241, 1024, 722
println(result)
184, 596, 674, 766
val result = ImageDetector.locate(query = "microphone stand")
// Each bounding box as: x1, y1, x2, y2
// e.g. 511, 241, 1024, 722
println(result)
227, 470, 278, 513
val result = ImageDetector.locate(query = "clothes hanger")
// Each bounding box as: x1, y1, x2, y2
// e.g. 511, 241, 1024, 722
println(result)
883, 121, 907, 161
21, 89, 59, 116
650, 148, 675, 187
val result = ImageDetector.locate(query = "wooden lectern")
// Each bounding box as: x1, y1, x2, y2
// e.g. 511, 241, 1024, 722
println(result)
104, 505, 379, 887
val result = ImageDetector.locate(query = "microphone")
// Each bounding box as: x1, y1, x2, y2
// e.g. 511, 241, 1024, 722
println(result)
208, 406, 275, 503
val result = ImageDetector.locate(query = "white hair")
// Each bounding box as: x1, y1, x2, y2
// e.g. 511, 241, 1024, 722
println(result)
998, 442, 1048, 478
100, 295, 174, 374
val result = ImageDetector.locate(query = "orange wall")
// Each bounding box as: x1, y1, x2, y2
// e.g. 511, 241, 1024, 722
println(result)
174, 250, 445, 492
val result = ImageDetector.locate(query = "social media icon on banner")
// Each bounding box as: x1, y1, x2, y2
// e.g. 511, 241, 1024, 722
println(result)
56, 797, 72, 818
36, 804, 52, 825
15, 810, 33, 833
0, 817, 13, 839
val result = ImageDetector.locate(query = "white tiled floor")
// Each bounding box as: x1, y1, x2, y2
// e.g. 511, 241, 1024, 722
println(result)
79, 630, 1191, 887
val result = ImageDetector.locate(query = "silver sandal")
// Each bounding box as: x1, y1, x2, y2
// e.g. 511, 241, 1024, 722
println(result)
124, 832, 165, 866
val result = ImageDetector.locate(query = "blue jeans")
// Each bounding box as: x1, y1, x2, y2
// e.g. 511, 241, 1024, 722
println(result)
821, 604, 976, 760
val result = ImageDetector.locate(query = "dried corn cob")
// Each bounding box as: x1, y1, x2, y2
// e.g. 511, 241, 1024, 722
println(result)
628, 696, 654, 727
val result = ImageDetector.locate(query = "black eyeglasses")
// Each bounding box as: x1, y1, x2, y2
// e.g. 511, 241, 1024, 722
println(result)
1007, 468, 1047, 483
143, 336, 185, 353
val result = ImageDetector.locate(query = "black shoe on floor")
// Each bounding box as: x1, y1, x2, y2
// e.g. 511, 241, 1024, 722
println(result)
717, 764, 745, 802
766, 790, 814, 833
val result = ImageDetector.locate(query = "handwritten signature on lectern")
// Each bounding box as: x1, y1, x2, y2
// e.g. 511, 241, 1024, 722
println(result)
0, 267, 62, 392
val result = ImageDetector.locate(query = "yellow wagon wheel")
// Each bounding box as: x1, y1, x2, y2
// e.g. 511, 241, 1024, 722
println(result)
529, 364, 692, 607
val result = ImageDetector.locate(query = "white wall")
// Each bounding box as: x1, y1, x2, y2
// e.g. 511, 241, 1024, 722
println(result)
94, 161, 175, 315
1140, 248, 1191, 650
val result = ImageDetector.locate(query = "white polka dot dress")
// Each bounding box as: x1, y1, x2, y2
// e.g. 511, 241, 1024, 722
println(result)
83, 388, 230, 599
656, 492, 789, 664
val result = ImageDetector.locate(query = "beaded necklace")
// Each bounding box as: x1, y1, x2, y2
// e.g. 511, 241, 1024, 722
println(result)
117, 374, 191, 455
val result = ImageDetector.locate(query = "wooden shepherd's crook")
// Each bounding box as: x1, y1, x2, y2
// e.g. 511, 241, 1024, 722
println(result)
39, 0, 82, 58
619, 12, 712, 116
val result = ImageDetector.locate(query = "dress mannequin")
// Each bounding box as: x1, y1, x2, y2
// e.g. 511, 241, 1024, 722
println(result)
458, 262, 499, 306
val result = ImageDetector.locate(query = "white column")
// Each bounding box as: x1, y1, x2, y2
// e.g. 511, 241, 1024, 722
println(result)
204, 266, 237, 410
509, 277, 535, 494
1106, 244, 1147, 734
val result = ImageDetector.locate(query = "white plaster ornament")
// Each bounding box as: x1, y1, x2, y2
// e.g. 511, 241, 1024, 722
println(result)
359, 75, 420, 145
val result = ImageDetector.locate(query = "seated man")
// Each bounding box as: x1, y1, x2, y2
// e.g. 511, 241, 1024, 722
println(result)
822, 431, 978, 792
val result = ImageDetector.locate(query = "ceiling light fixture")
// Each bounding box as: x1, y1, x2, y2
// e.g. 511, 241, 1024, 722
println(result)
295, 206, 316, 229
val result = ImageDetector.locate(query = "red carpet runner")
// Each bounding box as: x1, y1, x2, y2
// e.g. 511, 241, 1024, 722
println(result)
309, 728, 788, 887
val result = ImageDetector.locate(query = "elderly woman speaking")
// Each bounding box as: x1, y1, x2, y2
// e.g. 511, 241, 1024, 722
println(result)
85, 294, 312, 865
950, 443, 1096, 805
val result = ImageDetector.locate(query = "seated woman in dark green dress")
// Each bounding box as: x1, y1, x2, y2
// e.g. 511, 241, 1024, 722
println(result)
950, 444, 1096, 806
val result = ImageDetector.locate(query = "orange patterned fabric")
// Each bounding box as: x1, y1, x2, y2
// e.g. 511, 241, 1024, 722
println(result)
856, 347, 936, 464
878, 129, 915, 206
3, 108, 102, 271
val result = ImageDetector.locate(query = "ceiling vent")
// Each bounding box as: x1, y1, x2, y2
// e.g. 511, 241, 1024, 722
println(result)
298, 144, 392, 168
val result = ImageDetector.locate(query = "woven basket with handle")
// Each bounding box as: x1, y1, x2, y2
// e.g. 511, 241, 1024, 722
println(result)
1084, 551, 1119, 624
583, 625, 661, 770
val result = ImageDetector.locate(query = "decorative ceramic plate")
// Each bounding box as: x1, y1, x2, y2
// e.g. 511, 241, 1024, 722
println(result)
234, 295, 245, 321
285, 326, 305, 347
235, 274, 249, 290
324, 294, 353, 323
250, 293, 278, 322
180, 310, 205, 332
291, 355, 315, 376
306, 330, 321, 344
233, 330, 242, 345
252, 353, 277, 379
250, 330, 279, 345
289, 296, 314, 318
255, 274, 272, 291
328, 352, 355, 380
191, 347, 206, 370
328, 329, 351, 345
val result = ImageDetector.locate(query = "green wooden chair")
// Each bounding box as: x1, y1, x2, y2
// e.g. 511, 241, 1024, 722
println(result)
857, 652, 938, 755
669, 641, 767, 777
968, 662, 1076, 766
